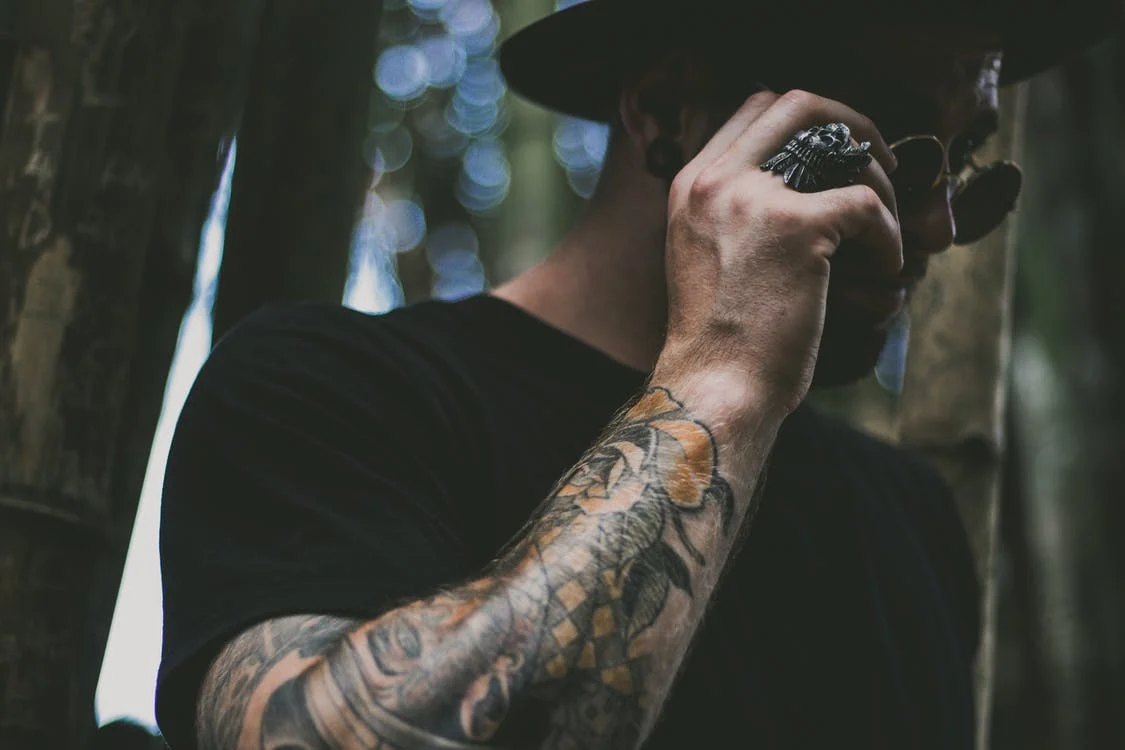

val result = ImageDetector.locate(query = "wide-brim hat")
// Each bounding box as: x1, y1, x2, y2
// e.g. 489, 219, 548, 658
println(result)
499, 0, 1123, 122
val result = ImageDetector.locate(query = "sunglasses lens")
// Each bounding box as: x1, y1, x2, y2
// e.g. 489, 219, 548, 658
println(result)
889, 137, 945, 197
952, 162, 1023, 245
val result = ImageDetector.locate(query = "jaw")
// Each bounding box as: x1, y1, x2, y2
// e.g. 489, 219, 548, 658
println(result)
810, 301, 893, 388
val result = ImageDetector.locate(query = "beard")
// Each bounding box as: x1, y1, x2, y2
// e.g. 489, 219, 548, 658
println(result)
812, 267, 904, 387
810, 294, 893, 387
809, 234, 912, 387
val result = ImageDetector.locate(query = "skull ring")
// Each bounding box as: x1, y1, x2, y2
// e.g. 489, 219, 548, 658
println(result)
760, 123, 873, 193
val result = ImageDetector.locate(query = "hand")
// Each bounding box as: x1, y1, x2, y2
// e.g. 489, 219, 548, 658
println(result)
658, 89, 902, 415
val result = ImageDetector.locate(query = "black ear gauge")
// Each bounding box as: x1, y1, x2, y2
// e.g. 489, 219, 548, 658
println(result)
636, 86, 687, 185
645, 137, 686, 182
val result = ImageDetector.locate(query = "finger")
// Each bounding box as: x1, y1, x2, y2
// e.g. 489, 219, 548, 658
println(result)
739, 90, 897, 175
852, 155, 898, 222
690, 87, 776, 165
675, 88, 778, 187
813, 185, 903, 275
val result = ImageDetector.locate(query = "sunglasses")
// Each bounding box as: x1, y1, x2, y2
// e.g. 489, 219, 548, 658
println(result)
888, 135, 1023, 245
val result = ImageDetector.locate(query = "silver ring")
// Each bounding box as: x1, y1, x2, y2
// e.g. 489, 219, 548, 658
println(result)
760, 122, 872, 193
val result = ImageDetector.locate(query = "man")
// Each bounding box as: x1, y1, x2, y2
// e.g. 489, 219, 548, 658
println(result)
155, 1, 1120, 748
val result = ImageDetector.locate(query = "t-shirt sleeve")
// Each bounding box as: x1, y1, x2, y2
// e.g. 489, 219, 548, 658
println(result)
155, 305, 475, 748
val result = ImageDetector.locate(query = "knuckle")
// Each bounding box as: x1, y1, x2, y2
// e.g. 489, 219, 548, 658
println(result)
668, 172, 692, 207
686, 165, 725, 205
852, 185, 884, 214
745, 89, 781, 110
779, 89, 818, 110
852, 116, 884, 150
855, 112, 878, 137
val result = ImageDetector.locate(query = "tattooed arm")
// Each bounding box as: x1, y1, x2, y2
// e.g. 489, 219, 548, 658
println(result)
196, 371, 782, 750
194, 69, 906, 749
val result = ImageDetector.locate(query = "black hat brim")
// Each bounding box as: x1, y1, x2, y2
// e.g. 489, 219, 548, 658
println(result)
499, 0, 1123, 121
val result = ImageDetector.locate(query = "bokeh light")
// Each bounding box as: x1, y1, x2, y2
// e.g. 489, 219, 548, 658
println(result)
413, 102, 470, 157
363, 125, 415, 175
375, 44, 430, 102
427, 223, 486, 300
457, 139, 510, 214
418, 33, 467, 88
553, 115, 609, 199
345, 191, 406, 314
441, 0, 499, 55
408, 0, 449, 18
385, 199, 428, 252
348, 0, 607, 310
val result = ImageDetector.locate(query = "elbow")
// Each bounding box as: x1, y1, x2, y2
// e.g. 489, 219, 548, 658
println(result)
209, 596, 565, 748
255, 666, 333, 748
219, 644, 621, 749
198, 651, 344, 750
248, 641, 516, 749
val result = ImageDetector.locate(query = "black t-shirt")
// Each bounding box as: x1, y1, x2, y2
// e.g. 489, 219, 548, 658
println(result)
156, 295, 980, 749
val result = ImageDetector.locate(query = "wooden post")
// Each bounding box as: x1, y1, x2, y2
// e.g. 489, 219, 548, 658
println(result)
0, 1, 203, 746
896, 83, 1028, 750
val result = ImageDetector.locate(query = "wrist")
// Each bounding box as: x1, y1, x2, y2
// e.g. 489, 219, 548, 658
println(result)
648, 357, 789, 441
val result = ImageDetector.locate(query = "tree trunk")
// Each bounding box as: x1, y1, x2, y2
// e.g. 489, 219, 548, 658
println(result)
896, 84, 1028, 750
996, 30, 1125, 750
210, 0, 380, 339
89, 0, 264, 729
0, 1, 200, 747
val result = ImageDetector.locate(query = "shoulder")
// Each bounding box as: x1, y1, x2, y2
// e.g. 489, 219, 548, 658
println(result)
188, 301, 484, 432
204, 301, 451, 384
157, 304, 492, 745
162, 301, 493, 552
162, 300, 480, 519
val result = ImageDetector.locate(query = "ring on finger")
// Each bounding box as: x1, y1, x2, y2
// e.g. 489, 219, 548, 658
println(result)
760, 122, 873, 193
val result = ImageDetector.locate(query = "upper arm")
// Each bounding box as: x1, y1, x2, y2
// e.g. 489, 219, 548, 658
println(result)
156, 306, 475, 748
196, 615, 358, 750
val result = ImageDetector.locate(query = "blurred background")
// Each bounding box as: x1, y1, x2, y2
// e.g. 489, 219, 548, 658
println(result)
0, 0, 1121, 748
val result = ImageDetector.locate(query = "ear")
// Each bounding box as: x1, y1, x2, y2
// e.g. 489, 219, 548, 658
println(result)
617, 51, 711, 158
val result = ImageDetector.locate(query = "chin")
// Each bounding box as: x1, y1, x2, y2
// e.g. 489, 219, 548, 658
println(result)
810, 303, 892, 388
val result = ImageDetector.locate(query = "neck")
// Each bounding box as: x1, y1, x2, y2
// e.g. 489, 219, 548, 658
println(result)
493, 155, 671, 373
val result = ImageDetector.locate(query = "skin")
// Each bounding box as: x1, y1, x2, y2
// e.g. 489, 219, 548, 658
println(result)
194, 30, 1002, 750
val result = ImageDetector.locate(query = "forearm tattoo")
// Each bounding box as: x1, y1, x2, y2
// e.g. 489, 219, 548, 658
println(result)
198, 388, 739, 749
